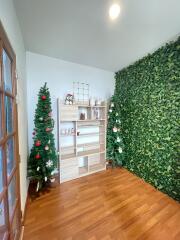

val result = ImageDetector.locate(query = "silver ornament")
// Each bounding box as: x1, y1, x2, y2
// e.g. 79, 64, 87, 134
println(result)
117, 137, 121, 143
118, 147, 122, 153
36, 182, 40, 192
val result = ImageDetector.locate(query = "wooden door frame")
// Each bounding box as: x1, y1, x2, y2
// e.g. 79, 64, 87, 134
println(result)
0, 20, 22, 240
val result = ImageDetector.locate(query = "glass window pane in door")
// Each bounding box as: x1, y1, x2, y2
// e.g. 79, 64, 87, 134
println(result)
0, 148, 3, 192
3, 49, 12, 93
5, 96, 13, 134
0, 96, 2, 139
11, 208, 20, 240
6, 138, 15, 176
8, 175, 16, 217
0, 200, 7, 240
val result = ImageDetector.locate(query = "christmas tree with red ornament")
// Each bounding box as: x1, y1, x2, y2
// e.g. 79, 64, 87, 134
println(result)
28, 83, 57, 191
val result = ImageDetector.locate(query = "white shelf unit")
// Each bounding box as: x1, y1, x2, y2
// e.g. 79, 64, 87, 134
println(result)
57, 99, 107, 183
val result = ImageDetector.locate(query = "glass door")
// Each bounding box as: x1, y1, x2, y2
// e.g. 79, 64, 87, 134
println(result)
0, 23, 21, 240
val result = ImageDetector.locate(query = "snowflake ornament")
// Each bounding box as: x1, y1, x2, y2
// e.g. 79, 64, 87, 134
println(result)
46, 160, 53, 168
109, 109, 112, 113
111, 103, 114, 107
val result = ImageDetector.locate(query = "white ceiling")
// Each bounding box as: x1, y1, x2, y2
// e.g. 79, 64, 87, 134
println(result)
14, 0, 180, 72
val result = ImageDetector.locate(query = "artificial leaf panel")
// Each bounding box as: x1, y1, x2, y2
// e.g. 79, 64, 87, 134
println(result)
114, 37, 180, 201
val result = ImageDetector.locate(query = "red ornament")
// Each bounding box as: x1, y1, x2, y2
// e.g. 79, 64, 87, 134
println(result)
41, 95, 46, 100
35, 140, 41, 147
35, 153, 41, 159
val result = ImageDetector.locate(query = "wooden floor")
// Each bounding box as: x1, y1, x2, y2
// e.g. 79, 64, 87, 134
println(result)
23, 168, 180, 240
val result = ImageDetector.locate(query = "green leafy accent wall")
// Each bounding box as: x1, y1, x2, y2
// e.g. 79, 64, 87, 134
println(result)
114, 37, 180, 201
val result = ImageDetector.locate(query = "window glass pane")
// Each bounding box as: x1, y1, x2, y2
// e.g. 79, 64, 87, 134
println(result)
0, 96, 2, 139
11, 208, 20, 239
0, 148, 3, 192
6, 138, 15, 176
0, 200, 7, 240
5, 96, 13, 134
3, 49, 12, 93
8, 175, 16, 217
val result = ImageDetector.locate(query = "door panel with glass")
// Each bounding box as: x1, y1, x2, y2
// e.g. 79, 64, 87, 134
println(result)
0, 23, 21, 240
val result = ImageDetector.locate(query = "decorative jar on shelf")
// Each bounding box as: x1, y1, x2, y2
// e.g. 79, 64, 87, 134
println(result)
71, 128, 74, 134
80, 113, 85, 120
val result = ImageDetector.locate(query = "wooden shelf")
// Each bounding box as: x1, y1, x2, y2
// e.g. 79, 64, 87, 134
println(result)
77, 149, 105, 157
61, 145, 75, 149
79, 167, 88, 175
89, 163, 105, 172
77, 125, 104, 128
60, 134, 76, 137
74, 105, 106, 108
60, 120, 76, 122
58, 99, 107, 183
77, 142, 100, 148
77, 119, 105, 122
62, 142, 104, 149
61, 149, 105, 160
77, 132, 100, 137
60, 119, 106, 123
77, 105, 91, 108
61, 153, 76, 160
92, 106, 106, 108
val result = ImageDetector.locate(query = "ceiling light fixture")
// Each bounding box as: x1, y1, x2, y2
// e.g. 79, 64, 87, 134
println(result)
109, 4, 120, 20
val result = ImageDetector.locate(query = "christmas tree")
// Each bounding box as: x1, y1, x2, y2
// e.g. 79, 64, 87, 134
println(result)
28, 83, 57, 191
107, 95, 125, 167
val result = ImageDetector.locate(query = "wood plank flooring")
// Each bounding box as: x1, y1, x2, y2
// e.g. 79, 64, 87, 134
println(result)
23, 168, 180, 240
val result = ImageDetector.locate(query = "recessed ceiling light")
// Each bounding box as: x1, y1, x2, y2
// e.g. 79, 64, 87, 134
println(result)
109, 4, 120, 20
